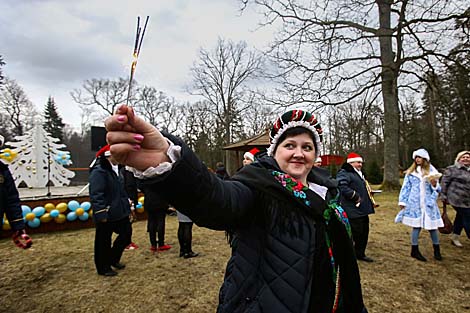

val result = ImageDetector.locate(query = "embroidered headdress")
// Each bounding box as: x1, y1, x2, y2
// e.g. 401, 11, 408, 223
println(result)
267, 110, 323, 157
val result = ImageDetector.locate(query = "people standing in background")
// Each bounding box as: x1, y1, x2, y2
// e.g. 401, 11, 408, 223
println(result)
242, 148, 260, 166
177, 210, 199, 259
0, 135, 33, 249
396, 148, 443, 261
140, 185, 172, 253
441, 150, 470, 247
336, 152, 376, 262
89, 145, 131, 276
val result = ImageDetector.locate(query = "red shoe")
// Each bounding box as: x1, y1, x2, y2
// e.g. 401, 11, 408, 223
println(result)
150, 246, 157, 252
157, 244, 172, 252
125, 242, 138, 250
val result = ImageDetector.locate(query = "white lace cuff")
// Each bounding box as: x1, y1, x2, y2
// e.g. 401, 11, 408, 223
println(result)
126, 139, 181, 179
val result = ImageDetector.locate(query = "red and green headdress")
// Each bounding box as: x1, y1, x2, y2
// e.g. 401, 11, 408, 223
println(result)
268, 110, 323, 157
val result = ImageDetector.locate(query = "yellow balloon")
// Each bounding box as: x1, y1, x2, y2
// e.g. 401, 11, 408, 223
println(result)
136, 207, 144, 214
138, 196, 145, 204
44, 203, 55, 212
89, 210, 93, 217
56, 202, 68, 213
75, 208, 85, 216
55, 214, 66, 224
40, 213, 52, 223
2, 219, 11, 230
25, 212, 36, 221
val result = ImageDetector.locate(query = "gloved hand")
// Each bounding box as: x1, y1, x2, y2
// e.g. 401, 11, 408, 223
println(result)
12, 229, 33, 249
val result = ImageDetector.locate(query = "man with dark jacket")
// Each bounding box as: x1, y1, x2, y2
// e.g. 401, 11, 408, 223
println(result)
89, 145, 131, 276
0, 134, 32, 249
337, 152, 376, 262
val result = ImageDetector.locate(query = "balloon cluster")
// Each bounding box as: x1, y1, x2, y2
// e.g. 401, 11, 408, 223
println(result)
2, 201, 93, 230
54, 151, 72, 166
0, 148, 18, 163
2, 197, 146, 230
137, 196, 145, 213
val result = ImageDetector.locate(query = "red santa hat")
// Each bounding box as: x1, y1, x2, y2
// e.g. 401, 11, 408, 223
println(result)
347, 152, 363, 163
96, 144, 111, 157
244, 147, 260, 162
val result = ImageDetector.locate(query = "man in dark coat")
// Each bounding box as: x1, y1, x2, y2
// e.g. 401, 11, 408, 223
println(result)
89, 145, 131, 276
0, 135, 32, 249
336, 152, 376, 262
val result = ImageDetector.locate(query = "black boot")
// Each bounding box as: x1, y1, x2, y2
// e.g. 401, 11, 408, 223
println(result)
433, 244, 442, 261
411, 245, 427, 262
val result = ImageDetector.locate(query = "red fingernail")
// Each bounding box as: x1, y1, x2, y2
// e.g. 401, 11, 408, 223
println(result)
134, 134, 144, 141
133, 144, 141, 150
117, 115, 125, 122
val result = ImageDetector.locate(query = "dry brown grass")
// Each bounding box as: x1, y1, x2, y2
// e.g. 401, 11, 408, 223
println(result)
0, 191, 469, 313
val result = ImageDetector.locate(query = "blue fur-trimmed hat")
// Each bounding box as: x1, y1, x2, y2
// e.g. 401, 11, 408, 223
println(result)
267, 110, 323, 157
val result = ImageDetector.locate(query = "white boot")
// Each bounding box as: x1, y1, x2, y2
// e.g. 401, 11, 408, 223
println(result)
451, 234, 463, 247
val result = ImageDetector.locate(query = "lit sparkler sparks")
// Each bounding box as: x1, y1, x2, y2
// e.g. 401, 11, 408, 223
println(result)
126, 16, 150, 105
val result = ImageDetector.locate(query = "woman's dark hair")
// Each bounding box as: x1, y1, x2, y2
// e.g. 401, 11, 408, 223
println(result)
273, 126, 318, 155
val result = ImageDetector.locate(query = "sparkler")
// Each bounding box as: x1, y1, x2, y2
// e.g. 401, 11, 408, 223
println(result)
126, 16, 150, 105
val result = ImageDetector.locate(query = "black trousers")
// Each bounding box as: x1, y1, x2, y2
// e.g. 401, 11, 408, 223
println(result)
349, 216, 370, 259
94, 217, 132, 273
178, 222, 194, 254
147, 209, 167, 247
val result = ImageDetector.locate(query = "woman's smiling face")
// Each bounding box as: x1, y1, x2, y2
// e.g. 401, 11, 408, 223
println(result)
274, 132, 316, 184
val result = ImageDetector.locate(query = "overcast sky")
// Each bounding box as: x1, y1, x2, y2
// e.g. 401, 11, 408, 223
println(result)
0, 0, 275, 130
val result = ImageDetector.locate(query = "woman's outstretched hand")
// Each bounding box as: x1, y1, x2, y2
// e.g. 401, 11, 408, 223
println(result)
105, 105, 170, 171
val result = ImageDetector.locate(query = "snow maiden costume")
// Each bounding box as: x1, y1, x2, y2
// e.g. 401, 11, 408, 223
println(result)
396, 148, 444, 261
132, 110, 368, 313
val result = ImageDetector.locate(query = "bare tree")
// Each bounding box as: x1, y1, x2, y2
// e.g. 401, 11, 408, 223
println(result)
0, 77, 37, 136
242, 0, 469, 189
133, 86, 183, 134
189, 37, 264, 149
71, 77, 131, 117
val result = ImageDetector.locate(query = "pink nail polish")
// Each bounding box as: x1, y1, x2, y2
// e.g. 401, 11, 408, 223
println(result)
134, 134, 144, 141
117, 115, 125, 122
133, 144, 141, 151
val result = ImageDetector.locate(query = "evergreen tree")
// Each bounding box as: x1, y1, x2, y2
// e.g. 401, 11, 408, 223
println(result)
43, 96, 65, 141
365, 159, 383, 185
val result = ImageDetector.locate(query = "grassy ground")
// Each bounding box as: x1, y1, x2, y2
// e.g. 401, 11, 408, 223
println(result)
0, 191, 469, 313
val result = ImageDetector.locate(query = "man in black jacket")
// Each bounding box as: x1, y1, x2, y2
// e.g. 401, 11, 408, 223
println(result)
89, 145, 131, 276
337, 152, 376, 262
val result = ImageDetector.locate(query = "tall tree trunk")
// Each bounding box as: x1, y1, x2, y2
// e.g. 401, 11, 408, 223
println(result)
377, 0, 401, 190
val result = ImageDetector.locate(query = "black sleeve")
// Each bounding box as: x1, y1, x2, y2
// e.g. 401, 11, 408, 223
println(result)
3, 168, 25, 231
138, 134, 255, 230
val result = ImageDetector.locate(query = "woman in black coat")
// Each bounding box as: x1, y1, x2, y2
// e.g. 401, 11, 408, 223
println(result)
105, 106, 368, 313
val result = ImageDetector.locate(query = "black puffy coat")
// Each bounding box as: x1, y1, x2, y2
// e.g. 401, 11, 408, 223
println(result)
89, 157, 131, 222
336, 163, 375, 219
139, 135, 367, 313
0, 161, 24, 231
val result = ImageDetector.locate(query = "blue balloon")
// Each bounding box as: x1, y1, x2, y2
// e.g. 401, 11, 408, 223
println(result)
27, 218, 41, 228
66, 212, 77, 221
21, 205, 31, 217
68, 200, 80, 211
80, 201, 91, 211
136, 203, 143, 209
50, 209, 60, 218
78, 212, 89, 221
32, 206, 46, 217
